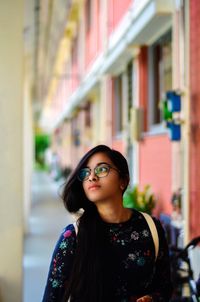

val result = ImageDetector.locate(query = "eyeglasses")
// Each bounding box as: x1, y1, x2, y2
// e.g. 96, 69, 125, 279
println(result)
77, 163, 119, 182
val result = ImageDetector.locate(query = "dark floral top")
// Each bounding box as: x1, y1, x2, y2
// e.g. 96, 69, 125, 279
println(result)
42, 210, 172, 302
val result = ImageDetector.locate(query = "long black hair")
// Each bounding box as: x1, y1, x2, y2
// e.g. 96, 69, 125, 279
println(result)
62, 145, 130, 302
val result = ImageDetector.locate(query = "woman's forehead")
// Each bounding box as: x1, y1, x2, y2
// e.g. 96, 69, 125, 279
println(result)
86, 152, 112, 166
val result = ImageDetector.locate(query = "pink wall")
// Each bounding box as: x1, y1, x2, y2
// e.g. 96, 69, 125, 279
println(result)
84, 0, 132, 68
189, 0, 200, 238
108, 0, 132, 35
112, 139, 126, 155
85, 0, 101, 69
139, 135, 172, 216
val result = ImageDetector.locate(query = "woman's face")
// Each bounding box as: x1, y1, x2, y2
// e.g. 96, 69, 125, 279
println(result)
81, 152, 125, 204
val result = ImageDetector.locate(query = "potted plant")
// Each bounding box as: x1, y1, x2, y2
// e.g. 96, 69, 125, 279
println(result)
123, 184, 156, 215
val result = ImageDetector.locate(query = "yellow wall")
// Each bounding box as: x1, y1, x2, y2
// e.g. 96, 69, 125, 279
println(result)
0, 1, 24, 301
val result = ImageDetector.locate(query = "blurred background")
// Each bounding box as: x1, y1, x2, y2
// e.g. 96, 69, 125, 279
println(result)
0, 0, 200, 301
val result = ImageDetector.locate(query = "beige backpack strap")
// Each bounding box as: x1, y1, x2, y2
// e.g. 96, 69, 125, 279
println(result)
140, 212, 159, 261
72, 209, 83, 235
73, 221, 78, 235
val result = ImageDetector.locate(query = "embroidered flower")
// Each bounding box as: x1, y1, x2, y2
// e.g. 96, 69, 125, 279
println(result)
137, 257, 145, 266
112, 236, 117, 241
131, 231, 139, 240
57, 264, 64, 273
63, 230, 72, 238
52, 279, 60, 288
53, 258, 57, 268
128, 253, 136, 261
59, 241, 68, 250
142, 229, 149, 237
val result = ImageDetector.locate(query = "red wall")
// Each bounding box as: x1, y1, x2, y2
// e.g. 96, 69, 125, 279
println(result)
108, 0, 132, 35
189, 0, 200, 238
139, 135, 172, 216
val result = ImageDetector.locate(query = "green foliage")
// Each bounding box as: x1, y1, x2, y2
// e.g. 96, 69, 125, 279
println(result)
35, 134, 51, 168
123, 184, 156, 214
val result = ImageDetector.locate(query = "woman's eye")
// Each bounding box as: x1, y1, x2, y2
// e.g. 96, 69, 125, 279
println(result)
80, 169, 90, 178
97, 166, 108, 173
85, 170, 90, 176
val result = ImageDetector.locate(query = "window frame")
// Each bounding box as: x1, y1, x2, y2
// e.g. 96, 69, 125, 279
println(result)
113, 74, 123, 136
147, 30, 172, 132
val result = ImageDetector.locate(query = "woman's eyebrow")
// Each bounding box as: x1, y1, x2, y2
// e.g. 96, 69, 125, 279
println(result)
86, 162, 110, 168
96, 162, 110, 166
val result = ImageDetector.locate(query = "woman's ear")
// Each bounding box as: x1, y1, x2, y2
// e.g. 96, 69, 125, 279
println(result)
119, 179, 126, 191
120, 184, 125, 190
120, 176, 129, 191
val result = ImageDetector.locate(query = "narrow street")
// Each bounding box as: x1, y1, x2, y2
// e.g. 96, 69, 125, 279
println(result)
23, 171, 74, 302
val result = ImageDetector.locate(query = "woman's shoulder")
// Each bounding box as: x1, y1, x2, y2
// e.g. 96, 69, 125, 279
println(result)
52, 223, 77, 256
60, 223, 77, 239
150, 215, 170, 246
136, 211, 162, 227
134, 211, 165, 235
151, 216, 165, 232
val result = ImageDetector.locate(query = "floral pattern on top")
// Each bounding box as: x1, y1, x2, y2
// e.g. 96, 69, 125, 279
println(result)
42, 224, 76, 302
42, 210, 172, 302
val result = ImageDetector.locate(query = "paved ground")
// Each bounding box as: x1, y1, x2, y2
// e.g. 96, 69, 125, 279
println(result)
23, 171, 74, 302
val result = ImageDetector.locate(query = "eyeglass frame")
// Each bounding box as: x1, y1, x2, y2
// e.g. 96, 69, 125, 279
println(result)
77, 162, 120, 182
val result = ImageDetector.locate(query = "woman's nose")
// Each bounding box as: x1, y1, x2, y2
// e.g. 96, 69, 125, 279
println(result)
88, 170, 98, 181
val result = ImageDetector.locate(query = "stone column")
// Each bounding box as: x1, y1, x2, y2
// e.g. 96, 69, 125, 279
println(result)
0, 1, 24, 301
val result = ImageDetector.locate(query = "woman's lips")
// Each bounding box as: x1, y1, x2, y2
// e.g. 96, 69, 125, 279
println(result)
88, 185, 101, 190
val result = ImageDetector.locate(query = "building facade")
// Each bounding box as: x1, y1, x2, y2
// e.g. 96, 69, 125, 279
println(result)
37, 0, 199, 243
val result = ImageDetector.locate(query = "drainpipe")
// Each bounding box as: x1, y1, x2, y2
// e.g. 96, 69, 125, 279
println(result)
172, 0, 190, 245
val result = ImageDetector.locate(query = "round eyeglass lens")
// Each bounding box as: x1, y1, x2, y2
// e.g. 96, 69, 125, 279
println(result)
78, 168, 90, 181
95, 165, 109, 177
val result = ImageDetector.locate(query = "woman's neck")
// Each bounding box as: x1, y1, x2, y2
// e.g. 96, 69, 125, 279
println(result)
96, 202, 132, 224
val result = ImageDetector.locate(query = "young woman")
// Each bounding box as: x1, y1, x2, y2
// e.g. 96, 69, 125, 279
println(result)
42, 145, 172, 302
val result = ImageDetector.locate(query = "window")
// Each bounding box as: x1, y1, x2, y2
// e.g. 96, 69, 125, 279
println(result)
72, 36, 78, 67
148, 30, 172, 126
114, 74, 123, 134
84, 102, 91, 127
71, 118, 80, 147
86, 0, 92, 32
127, 61, 133, 122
